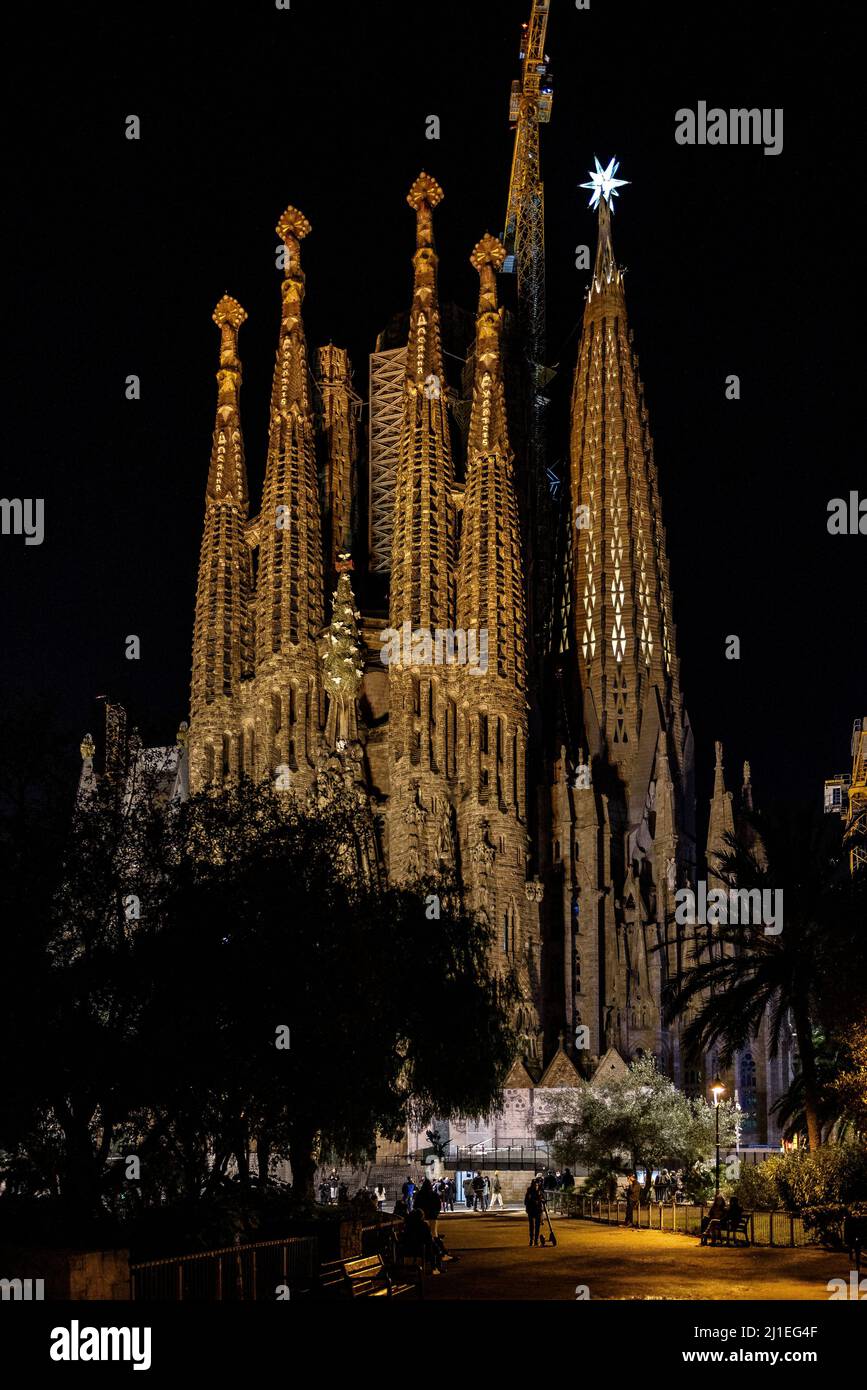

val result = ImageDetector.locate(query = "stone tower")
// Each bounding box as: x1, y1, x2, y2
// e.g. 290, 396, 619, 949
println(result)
188, 295, 255, 792
557, 183, 696, 1078
456, 233, 541, 1062
384, 173, 458, 882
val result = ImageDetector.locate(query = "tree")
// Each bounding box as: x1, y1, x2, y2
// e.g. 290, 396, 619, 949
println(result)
137, 779, 519, 1201
541, 1056, 737, 1181
663, 806, 865, 1153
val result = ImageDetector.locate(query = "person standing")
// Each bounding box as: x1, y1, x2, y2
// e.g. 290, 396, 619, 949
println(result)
524, 1179, 543, 1246
374, 1183, 386, 1212
490, 1172, 504, 1208
472, 1171, 485, 1212
628, 1174, 642, 1228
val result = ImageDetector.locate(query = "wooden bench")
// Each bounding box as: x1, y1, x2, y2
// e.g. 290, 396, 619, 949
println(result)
700, 1212, 752, 1246
725, 1212, 751, 1246
318, 1254, 422, 1299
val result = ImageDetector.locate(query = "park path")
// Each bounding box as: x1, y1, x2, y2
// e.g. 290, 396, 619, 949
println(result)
422, 1209, 850, 1301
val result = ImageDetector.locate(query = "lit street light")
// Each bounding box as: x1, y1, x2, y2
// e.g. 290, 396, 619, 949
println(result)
710, 1077, 726, 1195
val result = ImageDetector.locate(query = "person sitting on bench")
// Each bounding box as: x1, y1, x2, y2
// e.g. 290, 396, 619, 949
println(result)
700, 1193, 727, 1244
402, 1206, 443, 1274
725, 1195, 744, 1242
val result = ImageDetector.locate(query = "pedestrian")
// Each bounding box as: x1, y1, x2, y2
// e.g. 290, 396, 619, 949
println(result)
329, 1171, 339, 1205
483, 1174, 491, 1210
630, 1173, 644, 1228
525, 1178, 543, 1246
561, 1167, 575, 1192
464, 1174, 475, 1209
402, 1176, 416, 1212
374, 1183, 386, 1212
490, 1171, 504, 1208
472, 1171, 485, 1212
318, 1179, 328, 1205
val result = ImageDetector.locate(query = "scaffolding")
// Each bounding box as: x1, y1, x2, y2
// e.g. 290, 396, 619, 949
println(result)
845, 717, 867, 874
368, 345, 405, 573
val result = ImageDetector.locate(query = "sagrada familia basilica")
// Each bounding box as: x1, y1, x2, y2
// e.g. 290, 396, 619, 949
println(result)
79, 7, 795, 1152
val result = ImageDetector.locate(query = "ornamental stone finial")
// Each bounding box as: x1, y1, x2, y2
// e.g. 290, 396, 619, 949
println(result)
80, 733, 95, 761
276, 205, 312, 245
212, 295, 247, 330
470, 233, 506, 274
407, 172, 443, 250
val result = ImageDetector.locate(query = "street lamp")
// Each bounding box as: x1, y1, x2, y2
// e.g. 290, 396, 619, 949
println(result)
710, 1077, 726, 1195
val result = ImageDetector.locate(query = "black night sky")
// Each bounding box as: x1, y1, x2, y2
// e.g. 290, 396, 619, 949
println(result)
6, 1, 864, 822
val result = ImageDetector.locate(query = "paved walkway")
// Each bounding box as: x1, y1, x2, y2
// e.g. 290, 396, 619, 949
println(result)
423, 1210, 849, 1301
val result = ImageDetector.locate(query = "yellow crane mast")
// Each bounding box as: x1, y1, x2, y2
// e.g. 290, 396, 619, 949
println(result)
845, 717, 867, 874
502, 0, 555, 653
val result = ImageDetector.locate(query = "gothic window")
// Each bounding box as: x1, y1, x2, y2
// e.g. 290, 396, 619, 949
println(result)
554, 839, 561, 863
272, 692, 282, 734
412, 678, 421, 716
574, 947, 582, 995
288, 685, 296, 724
480, 713, 489, 753
205, 744, 215, 785
503, 914, 509, 953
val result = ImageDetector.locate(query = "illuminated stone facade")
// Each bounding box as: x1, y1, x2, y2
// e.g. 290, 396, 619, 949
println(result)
181, 175, 783, 1134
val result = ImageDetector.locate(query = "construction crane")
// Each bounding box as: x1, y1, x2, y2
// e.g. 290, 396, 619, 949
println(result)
503, 0, 553, 356
844, 717, 867, 874
502, 0, 555, 653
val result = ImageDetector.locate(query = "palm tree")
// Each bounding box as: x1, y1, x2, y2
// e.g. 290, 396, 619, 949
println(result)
663, 806, 860, 1154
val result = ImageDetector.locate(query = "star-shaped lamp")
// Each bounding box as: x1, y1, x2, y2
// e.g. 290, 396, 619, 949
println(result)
580, 156, 629, 210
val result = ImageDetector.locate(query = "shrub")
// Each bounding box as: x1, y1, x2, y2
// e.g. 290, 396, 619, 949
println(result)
732, 1159, 781, 1210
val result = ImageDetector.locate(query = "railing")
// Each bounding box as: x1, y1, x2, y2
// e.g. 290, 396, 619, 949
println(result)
548, 1193, 811, 1247
360, 1218, 403, 1262
130, 1235, 317, 1301
447, 1145, 554, 1172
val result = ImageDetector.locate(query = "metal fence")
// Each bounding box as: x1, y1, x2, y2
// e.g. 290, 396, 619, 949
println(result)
130, 1235, 317, 1300
447, 1145, 554, 1172
547, 1193, 812, 1247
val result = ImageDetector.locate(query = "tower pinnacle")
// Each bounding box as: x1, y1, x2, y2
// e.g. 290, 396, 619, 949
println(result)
207, 295, 248, 504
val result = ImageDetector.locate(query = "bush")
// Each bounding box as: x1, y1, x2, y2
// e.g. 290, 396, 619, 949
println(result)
733, 1142, 867, 1214
800, 1201, 867, 1250
733, 1160, 781, 1210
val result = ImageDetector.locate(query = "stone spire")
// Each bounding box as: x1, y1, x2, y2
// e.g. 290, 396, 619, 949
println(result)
455, 233, 538, 1057
570, 183, 684, 778
457, 234, 527, 695
706, 740, 735, 885
252, 206, 324, 792
257, 206, 324, 656
385, 174, 457, 884
389, 173, 455, 639
188, 296, 255, 791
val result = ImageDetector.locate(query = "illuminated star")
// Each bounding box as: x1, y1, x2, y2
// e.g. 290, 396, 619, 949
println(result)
580, 156, 629, 210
